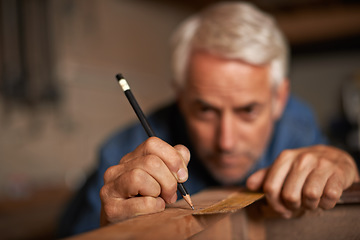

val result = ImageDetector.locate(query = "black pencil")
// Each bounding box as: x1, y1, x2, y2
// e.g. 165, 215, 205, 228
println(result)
115, 73, 194, 210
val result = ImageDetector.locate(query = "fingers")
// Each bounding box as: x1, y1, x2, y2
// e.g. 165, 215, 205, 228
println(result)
281, 153, 318, 210
103, 155, 178, 203
125, 137, 190, 182
302, 173, 342, 210
100, 161, 175, 225
122, 157, 178, 202
260, 145, 358, 219
262, 150, 296, 218
301, 162, 333, 210
108, 169, 162, 199
101, 196, 165, 225
319, 174, 343, 209
100, 138, 191, 225
246, 168, 268, 191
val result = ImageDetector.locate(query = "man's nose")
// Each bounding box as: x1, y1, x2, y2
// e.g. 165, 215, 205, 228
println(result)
217, 112, 236, 151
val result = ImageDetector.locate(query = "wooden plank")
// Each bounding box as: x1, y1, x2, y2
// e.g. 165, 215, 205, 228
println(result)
66, 183, 359, 239
189, 215, 234, 240
67, 188, 263, 240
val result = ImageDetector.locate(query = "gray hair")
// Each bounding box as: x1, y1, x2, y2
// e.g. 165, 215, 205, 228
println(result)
171, 1, 289, 88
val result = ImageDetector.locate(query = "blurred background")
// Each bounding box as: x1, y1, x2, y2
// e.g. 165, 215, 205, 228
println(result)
0, 0, 359, 239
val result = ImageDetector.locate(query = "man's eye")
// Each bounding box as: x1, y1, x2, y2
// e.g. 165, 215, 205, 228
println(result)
237, 106, 259, 121
193, 105, 217, 120
243, 106, 255, 113
200, 106, 212, 112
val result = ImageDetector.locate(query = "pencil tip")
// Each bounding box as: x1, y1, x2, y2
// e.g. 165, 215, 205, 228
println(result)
115, 73, 124, 81
183, 194, 194, 210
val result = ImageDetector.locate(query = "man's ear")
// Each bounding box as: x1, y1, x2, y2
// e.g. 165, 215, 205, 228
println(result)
273, 78, 290, 120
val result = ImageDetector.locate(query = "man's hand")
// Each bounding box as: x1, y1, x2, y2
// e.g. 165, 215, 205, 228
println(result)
247, 145, 359, 218
100, 137, 190, 226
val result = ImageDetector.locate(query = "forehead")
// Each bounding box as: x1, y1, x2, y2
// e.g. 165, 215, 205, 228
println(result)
185, 51, 272, 104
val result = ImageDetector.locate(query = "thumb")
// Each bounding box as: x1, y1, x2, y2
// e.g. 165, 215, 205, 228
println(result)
246, 168, 268, 191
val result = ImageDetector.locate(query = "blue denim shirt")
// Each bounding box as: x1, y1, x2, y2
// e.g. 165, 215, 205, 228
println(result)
58, 95, 326, 237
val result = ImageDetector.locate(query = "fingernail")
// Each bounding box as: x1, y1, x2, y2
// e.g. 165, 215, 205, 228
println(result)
177, 168, 188, 182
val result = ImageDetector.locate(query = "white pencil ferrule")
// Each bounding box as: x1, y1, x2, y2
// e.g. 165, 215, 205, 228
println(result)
119, 79, 130, 91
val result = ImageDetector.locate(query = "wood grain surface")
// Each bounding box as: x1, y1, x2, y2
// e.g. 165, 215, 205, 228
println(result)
66, 183, 360, 240
66, 188, 263, 240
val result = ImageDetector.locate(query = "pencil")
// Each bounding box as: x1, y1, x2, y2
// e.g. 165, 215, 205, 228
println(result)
115, 73, 194, 210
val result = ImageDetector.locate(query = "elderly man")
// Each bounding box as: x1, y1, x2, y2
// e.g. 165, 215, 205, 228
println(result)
58, 1, 359, 237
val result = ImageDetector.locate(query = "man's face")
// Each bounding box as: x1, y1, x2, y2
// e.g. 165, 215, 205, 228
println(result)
178, 51, 288, 185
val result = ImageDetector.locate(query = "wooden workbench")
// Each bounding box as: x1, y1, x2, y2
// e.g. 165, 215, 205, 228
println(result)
66, 183, 360, 240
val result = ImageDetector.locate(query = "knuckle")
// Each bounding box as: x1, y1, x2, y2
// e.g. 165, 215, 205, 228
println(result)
324, 187, 341, 201
317, 156, 332, 169
103, 202, 119, 221
128, 168, 144, 186
144, 155, 163, 170
282, 191, 298, 204
278, 149, 293, 162
103, 165, 118, 183
263, 182, 276, 196
100, 184, 110, 200
143, 137, 160, 150
303, 186, 321, 201
152, 185, 162, 197
280, 149, 292, 157
296, 152, 314, 167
